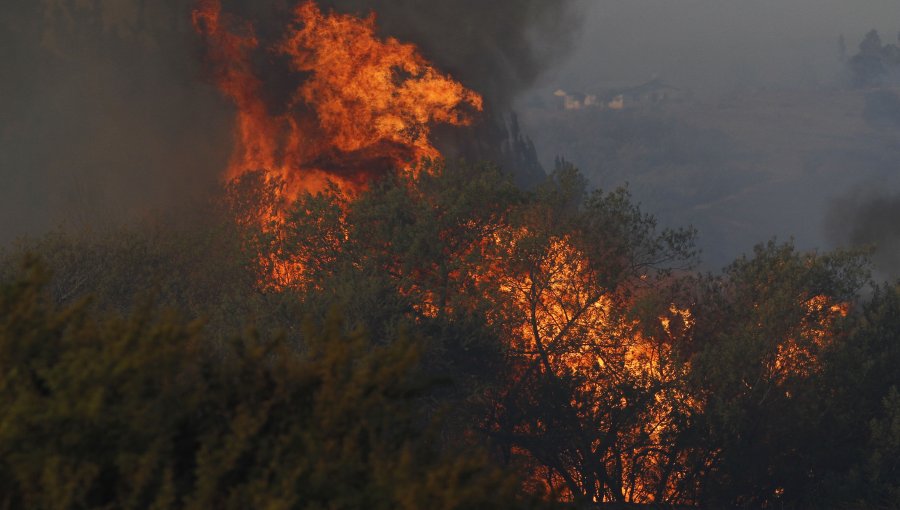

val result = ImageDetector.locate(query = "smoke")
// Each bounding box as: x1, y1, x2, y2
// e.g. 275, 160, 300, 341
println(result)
0, 0, 233, 243
546, 0, 900, 96
317, 0, 582, 110
0, 0, 582, 243
509, 0, 900, 270
218, 0, 583, 110
828, 191, 900, 279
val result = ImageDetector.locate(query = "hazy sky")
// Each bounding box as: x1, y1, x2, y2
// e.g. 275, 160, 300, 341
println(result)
548, 0, 900, 93
521, 0, 900, 270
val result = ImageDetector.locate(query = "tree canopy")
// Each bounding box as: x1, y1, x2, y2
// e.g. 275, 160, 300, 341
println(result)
2, 161, 899, 508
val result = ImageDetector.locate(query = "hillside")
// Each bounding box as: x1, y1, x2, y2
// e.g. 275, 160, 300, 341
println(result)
520, 85, 900, 268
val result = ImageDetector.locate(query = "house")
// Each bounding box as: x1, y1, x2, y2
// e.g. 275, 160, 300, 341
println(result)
554, 89, 601, 111
608, 79, 687, 108
554, 79, 689, 112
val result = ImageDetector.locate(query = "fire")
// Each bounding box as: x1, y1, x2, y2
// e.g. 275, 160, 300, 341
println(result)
194, 0, 482, 288
193, 0, 483, 200
772, 294, 849, 382
194, 1, 852, 505
484, 228, 700, 503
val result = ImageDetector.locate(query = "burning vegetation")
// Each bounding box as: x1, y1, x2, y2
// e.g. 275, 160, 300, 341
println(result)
1, 1, 899, 509
192, 0, 482, 199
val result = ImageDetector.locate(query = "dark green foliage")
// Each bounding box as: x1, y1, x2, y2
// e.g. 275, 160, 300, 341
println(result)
685, 242, 870, 508
263, 162, 526, 393
862, 388, 900, 508
0, 213, 303, 346
806, 284, 900, 508
0, 258, 532, 510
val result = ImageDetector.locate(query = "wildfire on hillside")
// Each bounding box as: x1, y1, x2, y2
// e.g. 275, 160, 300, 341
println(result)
193, 1, 851, 504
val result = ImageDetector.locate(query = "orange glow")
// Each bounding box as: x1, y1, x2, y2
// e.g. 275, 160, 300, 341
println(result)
487, 229, 699, 503
194, 0, 482, 289
194, 0, 482, 200
772, 294, 849, 382
195, 2, 852, 504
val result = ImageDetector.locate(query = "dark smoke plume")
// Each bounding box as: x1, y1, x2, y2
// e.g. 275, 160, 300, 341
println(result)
1, 0, 580, 243
828, 191, 900, 279
219, 0, 582, 110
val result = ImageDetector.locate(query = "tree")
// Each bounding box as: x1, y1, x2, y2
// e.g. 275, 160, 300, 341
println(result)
0, 257, 536, 509
0, 205, 301, 347
485, 162, 699, 505
805, 284, 900, 508
255, 159, 700, 505
861, 30, 885, 56
684, 241, 868, 508
271, 160, 524, 401
849, 29, 889, 87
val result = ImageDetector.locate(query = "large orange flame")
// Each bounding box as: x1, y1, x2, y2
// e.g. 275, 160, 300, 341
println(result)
193, 0, 483, 198
194, 0, 483, 288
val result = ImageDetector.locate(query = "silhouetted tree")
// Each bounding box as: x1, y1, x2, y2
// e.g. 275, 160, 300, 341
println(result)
847, 29, 900, 87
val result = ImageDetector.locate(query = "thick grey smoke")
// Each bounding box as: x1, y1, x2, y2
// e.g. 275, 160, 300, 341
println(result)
0, 0, 232, 243
0, 0, 581, 243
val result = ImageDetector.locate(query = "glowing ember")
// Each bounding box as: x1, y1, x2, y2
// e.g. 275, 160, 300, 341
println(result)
772, 294, 849, 382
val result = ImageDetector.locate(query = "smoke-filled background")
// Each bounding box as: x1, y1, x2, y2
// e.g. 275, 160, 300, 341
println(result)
514, 0, 900, 274
3, 0, 900, 276
0, 0, 231, 242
